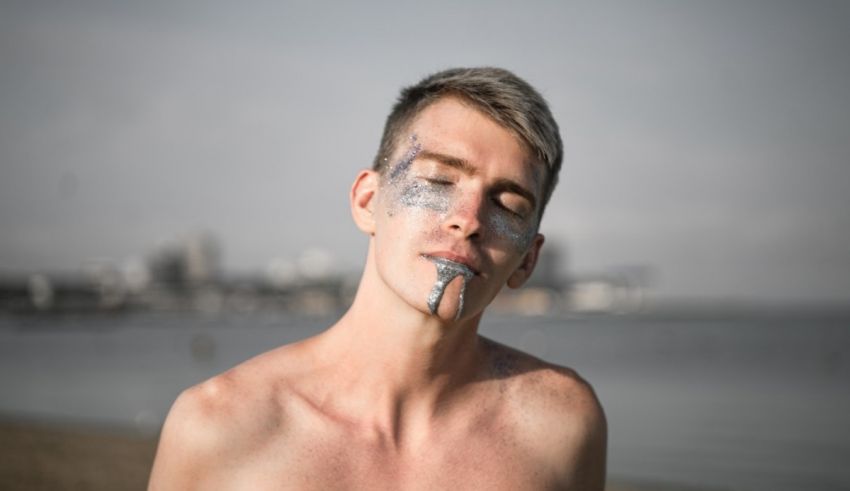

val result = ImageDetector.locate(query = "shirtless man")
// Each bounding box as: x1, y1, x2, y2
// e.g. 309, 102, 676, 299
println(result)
149, 67, 606, 490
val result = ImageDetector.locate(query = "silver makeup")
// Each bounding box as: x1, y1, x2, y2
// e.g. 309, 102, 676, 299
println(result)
389, 148, 533, 249
425, 256, 475, 320
398, 180, 451, 213
383, 135, 537, 319
385, 136, 451, 215
487, 212, 537, 252
387, 135, 421, 183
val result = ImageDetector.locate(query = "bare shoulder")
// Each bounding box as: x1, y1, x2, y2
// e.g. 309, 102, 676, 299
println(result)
148, 342, 306, 490
480, 336, 604, 417
479, 336, 607, 489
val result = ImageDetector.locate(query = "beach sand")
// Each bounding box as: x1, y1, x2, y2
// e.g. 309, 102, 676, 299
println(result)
0, 419, 703, 491
0, 420, 158, 490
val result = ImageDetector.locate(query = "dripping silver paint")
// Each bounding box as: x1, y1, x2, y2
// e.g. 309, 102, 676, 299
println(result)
423, 255, 475, 321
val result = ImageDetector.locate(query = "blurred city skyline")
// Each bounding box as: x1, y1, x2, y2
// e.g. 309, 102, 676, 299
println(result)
2, 1, 849, 304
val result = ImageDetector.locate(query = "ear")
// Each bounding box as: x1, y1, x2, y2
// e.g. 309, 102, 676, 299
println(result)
507, 234, 545, 289
350, 169, 380, 235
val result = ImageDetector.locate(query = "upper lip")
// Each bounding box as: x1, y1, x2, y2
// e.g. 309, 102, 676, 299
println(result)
421, 251, 482, 275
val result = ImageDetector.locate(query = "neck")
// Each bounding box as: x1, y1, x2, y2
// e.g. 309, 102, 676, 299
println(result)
315, 246, 485, 445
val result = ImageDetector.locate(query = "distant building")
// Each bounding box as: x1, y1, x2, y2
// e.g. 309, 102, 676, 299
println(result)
565, 273, 646, 314
148, 232, 220, 288
184, 232, 220, 286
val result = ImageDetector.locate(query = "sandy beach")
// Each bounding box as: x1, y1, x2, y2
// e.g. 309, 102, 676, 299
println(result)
0, 419, 714, 491
0, 420, 158, 490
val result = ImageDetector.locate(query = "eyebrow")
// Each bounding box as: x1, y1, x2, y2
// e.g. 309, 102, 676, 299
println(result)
416, 150, 477, 175
416, 149, 538, 211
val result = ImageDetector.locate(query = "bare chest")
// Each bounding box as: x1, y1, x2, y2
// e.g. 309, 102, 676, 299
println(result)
222, 425, 555, 491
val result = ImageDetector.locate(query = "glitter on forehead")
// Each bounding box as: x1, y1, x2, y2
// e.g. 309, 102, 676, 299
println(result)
425, 256, 475, 321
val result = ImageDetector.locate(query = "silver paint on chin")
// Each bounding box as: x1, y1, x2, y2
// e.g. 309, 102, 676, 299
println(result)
425, 256, 475, 320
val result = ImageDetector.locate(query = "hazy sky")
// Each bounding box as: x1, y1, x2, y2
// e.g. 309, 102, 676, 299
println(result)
2, 1, 849, 303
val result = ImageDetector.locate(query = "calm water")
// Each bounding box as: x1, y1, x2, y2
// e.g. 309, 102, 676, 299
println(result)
1, 311, 848, 490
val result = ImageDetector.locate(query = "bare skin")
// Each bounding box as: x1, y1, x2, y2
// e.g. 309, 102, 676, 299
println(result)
149, 97, 606, 490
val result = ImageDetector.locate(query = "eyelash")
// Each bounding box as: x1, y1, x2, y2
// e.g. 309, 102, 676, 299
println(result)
424, 177, 453, 186
420, 176, 527, 218
496, 200, 524, 218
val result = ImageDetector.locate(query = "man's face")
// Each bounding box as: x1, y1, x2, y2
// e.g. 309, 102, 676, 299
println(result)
371, 96, 545, 321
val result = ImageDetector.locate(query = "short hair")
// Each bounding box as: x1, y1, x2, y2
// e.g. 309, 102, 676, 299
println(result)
372, 67, 563, 218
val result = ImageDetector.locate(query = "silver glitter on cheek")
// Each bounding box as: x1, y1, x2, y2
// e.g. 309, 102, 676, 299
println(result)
488, 211, 537, 252
425, 256, 475, 321
398, 181, 450, 213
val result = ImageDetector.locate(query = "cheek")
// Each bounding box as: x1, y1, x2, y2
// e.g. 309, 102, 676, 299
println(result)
381, 176, 453, 235
397, 182, 450, 214
377, 193, 443, 245
486, 212, 537, 252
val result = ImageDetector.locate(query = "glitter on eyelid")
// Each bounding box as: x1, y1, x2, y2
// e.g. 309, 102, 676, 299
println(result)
398, 181, 451, 213
385, 138, 536, 250
383, 134, 536, 268
384, 135, 453, 217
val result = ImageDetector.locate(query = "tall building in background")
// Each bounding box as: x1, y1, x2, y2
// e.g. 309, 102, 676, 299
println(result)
183, 232, 220, 286
148, 232, 220, 289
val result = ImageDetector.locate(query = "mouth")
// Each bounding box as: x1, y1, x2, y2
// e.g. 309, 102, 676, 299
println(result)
421, 252, 481, 276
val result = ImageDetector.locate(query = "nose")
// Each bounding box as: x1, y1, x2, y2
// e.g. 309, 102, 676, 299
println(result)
443, 190, 484, 240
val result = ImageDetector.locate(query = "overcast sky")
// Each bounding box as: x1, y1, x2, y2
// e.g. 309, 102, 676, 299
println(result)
2, 1, 849, 303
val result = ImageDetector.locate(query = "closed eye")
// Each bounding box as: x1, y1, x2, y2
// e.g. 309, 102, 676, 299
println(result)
424, 177, 454, 186
494, 193, 531, 219
496, 200, 525, 218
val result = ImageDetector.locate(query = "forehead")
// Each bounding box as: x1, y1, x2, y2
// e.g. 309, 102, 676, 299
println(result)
402, 97, 544, 189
